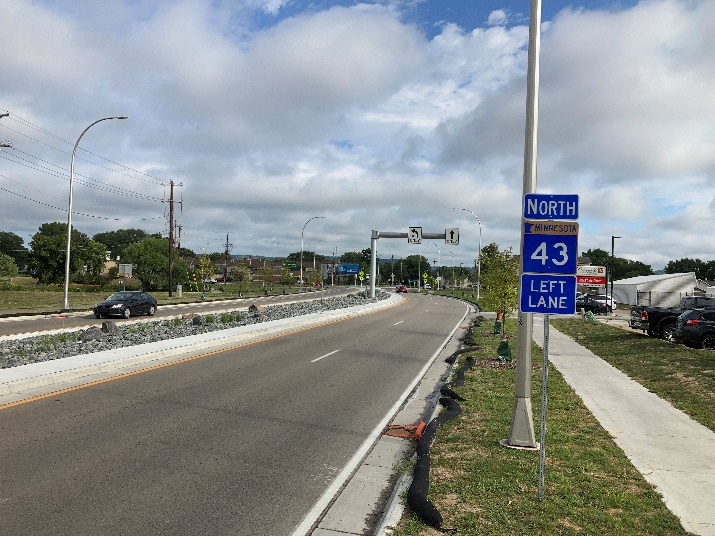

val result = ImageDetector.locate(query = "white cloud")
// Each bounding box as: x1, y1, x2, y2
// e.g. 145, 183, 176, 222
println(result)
0, 0, 713, 269
487, 10, 508, 26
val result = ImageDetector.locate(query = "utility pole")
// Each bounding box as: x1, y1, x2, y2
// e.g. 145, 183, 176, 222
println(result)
224, 233, 232, 285
168, 180, 174, 298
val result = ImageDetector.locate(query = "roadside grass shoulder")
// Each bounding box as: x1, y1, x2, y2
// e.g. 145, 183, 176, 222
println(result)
389, 318, 687, 535
552, 318, 715, 432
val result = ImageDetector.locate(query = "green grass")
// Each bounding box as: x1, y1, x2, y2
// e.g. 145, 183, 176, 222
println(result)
389, 318, 688, 536
0, 276, 319, 313
552, 318, 715, 432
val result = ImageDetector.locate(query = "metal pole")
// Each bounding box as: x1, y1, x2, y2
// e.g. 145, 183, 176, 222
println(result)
509, 0, 541, 448
611, 236, 621, 309
62, 116, 127, 311
538, 314, 550, 500
369, 231, 378, 298
300, 216, 325, 292
454, 208, 482, 299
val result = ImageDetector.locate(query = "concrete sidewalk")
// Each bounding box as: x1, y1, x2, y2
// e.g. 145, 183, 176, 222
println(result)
533, 315, 715, 536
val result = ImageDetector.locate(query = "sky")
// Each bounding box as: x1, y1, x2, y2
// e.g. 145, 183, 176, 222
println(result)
1, 0, 713, 271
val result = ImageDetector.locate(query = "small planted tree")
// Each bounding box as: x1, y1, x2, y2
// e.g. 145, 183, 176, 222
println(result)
479, 246, 519, 334
0, 252, 18, 280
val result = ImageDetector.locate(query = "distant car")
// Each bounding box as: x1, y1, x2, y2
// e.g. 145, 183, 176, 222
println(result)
575, 295, 608, 315
577, 293, 616, 311
673, 309, 715, 350
593, 294, 617, 311
395, 285, 408, 293
93, 291, 158, 319
424, 284, 432, 289
203, 278, 217, 284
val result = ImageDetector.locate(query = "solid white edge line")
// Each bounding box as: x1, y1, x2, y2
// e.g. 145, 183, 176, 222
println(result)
289, 300, 470, 536
310, 349, 341, 363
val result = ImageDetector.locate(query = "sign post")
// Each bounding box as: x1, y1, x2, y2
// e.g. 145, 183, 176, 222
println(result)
515, 193, 579, 501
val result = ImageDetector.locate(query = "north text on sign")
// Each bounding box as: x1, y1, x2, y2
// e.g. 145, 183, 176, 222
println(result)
525, 198, 577, 219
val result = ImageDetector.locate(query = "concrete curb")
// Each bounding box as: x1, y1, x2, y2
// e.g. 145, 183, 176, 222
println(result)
0, 294, 402, 400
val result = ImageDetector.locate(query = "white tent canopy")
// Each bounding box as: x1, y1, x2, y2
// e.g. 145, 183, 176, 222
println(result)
613, 272, 697, 307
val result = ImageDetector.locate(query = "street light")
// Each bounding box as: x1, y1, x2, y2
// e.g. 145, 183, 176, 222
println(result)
611, 235, 622, 308
0, 113, 11, 148
313, 240, 322, 270
454, 208, 482, 299
62, 116, 127, 311
300, 216, 325, 292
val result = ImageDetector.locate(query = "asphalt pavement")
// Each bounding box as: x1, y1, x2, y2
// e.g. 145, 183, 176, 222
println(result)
2, 302, 713, 535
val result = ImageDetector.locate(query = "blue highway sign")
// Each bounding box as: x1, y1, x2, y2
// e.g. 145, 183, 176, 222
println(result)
520, 274, 577, 314
336, 263, 360, 275
524, 194, 579, 220
522, 220, 579, 275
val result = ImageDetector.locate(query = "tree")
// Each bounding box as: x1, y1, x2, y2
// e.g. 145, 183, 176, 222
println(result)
0, 231, 28, 268
28, 222, 106, 284
665, 258, 715, 280
581, 247, 652, 280
476, 242, 501, 283
122, 237, 190, 291
0, 253, 18, 280
92, 229, 161, 260
480, 246, 519, 332
259, 262, 274, 287
232, 263, 252, 284
280, 268, 295, 286
399, 254, 431, 284
195, 254, 216, 289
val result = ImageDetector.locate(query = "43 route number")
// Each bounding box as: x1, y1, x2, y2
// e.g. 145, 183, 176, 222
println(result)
530, 241, 569, 266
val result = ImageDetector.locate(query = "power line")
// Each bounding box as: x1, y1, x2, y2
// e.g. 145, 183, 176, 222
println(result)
0, 110, 167, 186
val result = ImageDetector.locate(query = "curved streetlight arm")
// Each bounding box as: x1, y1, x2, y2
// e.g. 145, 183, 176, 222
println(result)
62, 116, 127, 311
299, 216, 325, 291
453, 207, 482, 299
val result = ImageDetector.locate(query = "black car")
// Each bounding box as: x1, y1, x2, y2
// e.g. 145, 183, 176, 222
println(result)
673, 308, 715, 350
575, 295, 608, 315
93, 291, 158, 319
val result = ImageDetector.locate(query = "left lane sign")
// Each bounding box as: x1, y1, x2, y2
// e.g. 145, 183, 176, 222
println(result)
520, 274, 577, 314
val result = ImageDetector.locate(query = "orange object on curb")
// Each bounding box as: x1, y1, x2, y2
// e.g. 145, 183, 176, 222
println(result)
383, 421, 427, 440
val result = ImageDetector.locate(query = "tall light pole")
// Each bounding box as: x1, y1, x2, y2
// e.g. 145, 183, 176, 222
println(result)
509, 0, 542, 449
313, 240, 322, 270
300, 216, 325, 292
431, 242, 440, 289
611, 236, 621, 307
447, 249, 455, 288
454, 208, 482, 299
62, 116, 127, 311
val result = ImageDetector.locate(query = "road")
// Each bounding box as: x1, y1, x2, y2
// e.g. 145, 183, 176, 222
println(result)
0, 286, 353, 337
0, 293, 468, 535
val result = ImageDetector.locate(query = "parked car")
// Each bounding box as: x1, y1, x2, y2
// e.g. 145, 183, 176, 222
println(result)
203, 278, 217, 284
673, 309, 715, 350
629, 296, 715, 340
575, 295, 608, 315
395, 285, 408, 293
93, 291, 158, 319
593, 294, 617, 311
577, 293, 616, 311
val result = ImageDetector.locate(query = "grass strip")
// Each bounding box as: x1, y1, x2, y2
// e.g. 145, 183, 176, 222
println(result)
389, 318, 687, 535
552, 318, 715, 432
